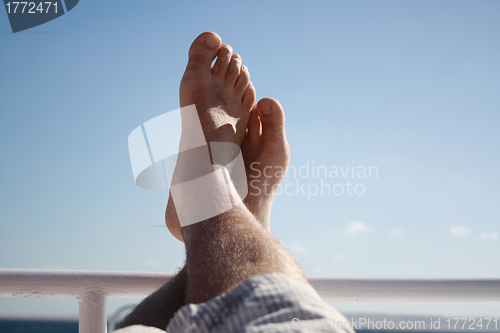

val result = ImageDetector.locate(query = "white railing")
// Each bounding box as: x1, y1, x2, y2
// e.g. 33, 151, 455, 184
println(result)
1, 269, 500, 333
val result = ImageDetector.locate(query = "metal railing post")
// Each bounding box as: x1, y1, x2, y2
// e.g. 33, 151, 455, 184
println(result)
78, 290, 107, 333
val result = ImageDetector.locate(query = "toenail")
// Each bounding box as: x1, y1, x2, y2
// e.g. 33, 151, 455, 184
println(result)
260, 101, 272, 114
241, 65, 247, 71
205, 34, 220, 49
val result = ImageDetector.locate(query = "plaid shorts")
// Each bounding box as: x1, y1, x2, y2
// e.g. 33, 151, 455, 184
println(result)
117, 273, 354, 333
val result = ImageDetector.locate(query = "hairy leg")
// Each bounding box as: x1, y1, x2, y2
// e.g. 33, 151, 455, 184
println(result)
183, 203, 306, 303
117, 267, 187, 330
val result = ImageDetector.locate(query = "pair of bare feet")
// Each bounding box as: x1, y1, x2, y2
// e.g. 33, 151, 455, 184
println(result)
118, 32, 303, 329
165, 31, 290, 241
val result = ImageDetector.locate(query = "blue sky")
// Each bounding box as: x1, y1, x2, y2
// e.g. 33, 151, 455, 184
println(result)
1, 0, 499, 318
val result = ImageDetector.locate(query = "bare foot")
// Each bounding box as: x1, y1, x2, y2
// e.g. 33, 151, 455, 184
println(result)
241, 98, 290, 231
179, 31, 256, 145
166, 98, 290, 241
166, 31, 257, 240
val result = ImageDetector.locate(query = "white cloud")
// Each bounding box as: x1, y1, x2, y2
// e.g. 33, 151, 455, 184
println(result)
388, 228, 405, 236
289, 242, 309, 254
331, 253, 345, 261
449, 226, 471, 237
314, 266, 325, 274
42, 265, 67, 270
479, 232, 499, 241
345, 220, 373, 234
146, 258, 159, 269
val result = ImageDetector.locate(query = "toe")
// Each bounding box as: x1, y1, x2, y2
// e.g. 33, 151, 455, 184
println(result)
225, 54, 242, 86
257, 98, 287, 145
242, 82, 256, 110
235, 65, 251, 97
186, 31, 221, 73
212, 44, 233, 80
247, 105, 261, 141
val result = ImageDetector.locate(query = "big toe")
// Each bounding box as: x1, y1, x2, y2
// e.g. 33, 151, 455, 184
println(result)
186, 31, 222, 72
257, 98, 287, 145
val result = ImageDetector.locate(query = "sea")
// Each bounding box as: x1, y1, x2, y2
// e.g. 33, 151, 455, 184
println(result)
0, 320, 401, 333
0, 319, 78, 333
